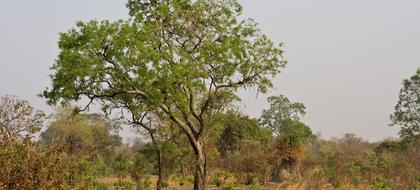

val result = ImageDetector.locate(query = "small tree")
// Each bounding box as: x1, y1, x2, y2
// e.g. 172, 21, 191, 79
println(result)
0, 95, 45, 143
390, 68, 420, 141
112, 151, 131, 187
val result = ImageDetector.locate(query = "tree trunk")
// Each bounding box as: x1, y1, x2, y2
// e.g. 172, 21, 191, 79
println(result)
148, 130, 164, 190
156, 150, 164, 190
193, 140, 207, 190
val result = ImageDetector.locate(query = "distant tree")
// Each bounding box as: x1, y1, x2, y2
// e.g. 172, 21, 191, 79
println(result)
41, 0, 286, 189
342, 133, 362, 145
40, 107, 121, 157
0, 95, 46, 143
259, 95, 314, 182
390, 68, 420, 141
259, 95, 312, 139
217, 112, 271, 156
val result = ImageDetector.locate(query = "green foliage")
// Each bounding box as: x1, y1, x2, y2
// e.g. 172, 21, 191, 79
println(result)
371, 175, 393, 190
42, 2, 285, 188
131, 153, 150, 181
390, 68, 420, 141
260, 95, 306, 136
300, 134, 420, 189
217, 112, 271, 156
93, 182, 109, 190
42, 0, 285, 139
210, 169, 236, 187
113, 180, 135, 190
345, 160, 362, 186
112, 151, 132, 188
171, 174, 194, 186
40, 106, 121, 156
142, 176, 153, 189
76, 157, 110, 186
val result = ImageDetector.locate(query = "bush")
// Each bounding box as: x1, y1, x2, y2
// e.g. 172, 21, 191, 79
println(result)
210, 169, 236, 187
93, 182, 109, 190
371, 175, 392, 190
171, 174, 194, 186
113, 181, 134, 190
0, 141, 71, 189
134, 176, 152, 190
345, 161, 362, 186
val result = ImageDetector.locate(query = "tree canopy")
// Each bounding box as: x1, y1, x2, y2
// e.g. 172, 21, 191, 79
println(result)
390, 68, 420, 141
259, 95, 307, 137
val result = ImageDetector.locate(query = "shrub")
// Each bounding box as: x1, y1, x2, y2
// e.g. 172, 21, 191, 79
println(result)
93, 182, 109, 190
210, 169, 236, 187
371, 175, 392, 190
0, 140, 71, 189
249, 177, 262, 190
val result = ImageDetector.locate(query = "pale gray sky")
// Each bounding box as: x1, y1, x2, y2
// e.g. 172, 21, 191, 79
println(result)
1, 0, 419, 141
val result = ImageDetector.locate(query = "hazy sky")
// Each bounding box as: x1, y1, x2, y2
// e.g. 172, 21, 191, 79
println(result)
1, 0, 419, 141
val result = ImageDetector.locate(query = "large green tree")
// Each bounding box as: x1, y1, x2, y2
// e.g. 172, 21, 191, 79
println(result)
390, 68, 420, 141
42, 0, 285, 189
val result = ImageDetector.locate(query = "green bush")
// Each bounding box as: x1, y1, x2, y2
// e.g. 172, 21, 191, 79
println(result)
93, 182, 108, 190
113, 180, 134, 190
371, 175, 392, 190
211, 169, 236, 187
135, 176, 152, 190
345, 161, 362, 186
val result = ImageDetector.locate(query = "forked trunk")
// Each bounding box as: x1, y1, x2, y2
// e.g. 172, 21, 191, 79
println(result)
193, 140, 207, 190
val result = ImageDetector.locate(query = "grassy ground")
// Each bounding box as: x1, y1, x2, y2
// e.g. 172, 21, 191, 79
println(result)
98, 176, 373, 190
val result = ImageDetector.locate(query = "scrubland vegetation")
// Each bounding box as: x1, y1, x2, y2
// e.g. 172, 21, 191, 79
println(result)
0, 0, 418, 189
1, 71, 418, 189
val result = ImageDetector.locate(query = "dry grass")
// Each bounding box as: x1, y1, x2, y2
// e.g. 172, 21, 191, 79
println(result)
98, 176, 375, 190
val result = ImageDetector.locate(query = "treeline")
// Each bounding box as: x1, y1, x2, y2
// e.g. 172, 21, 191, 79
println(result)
0, 88, 419, 189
